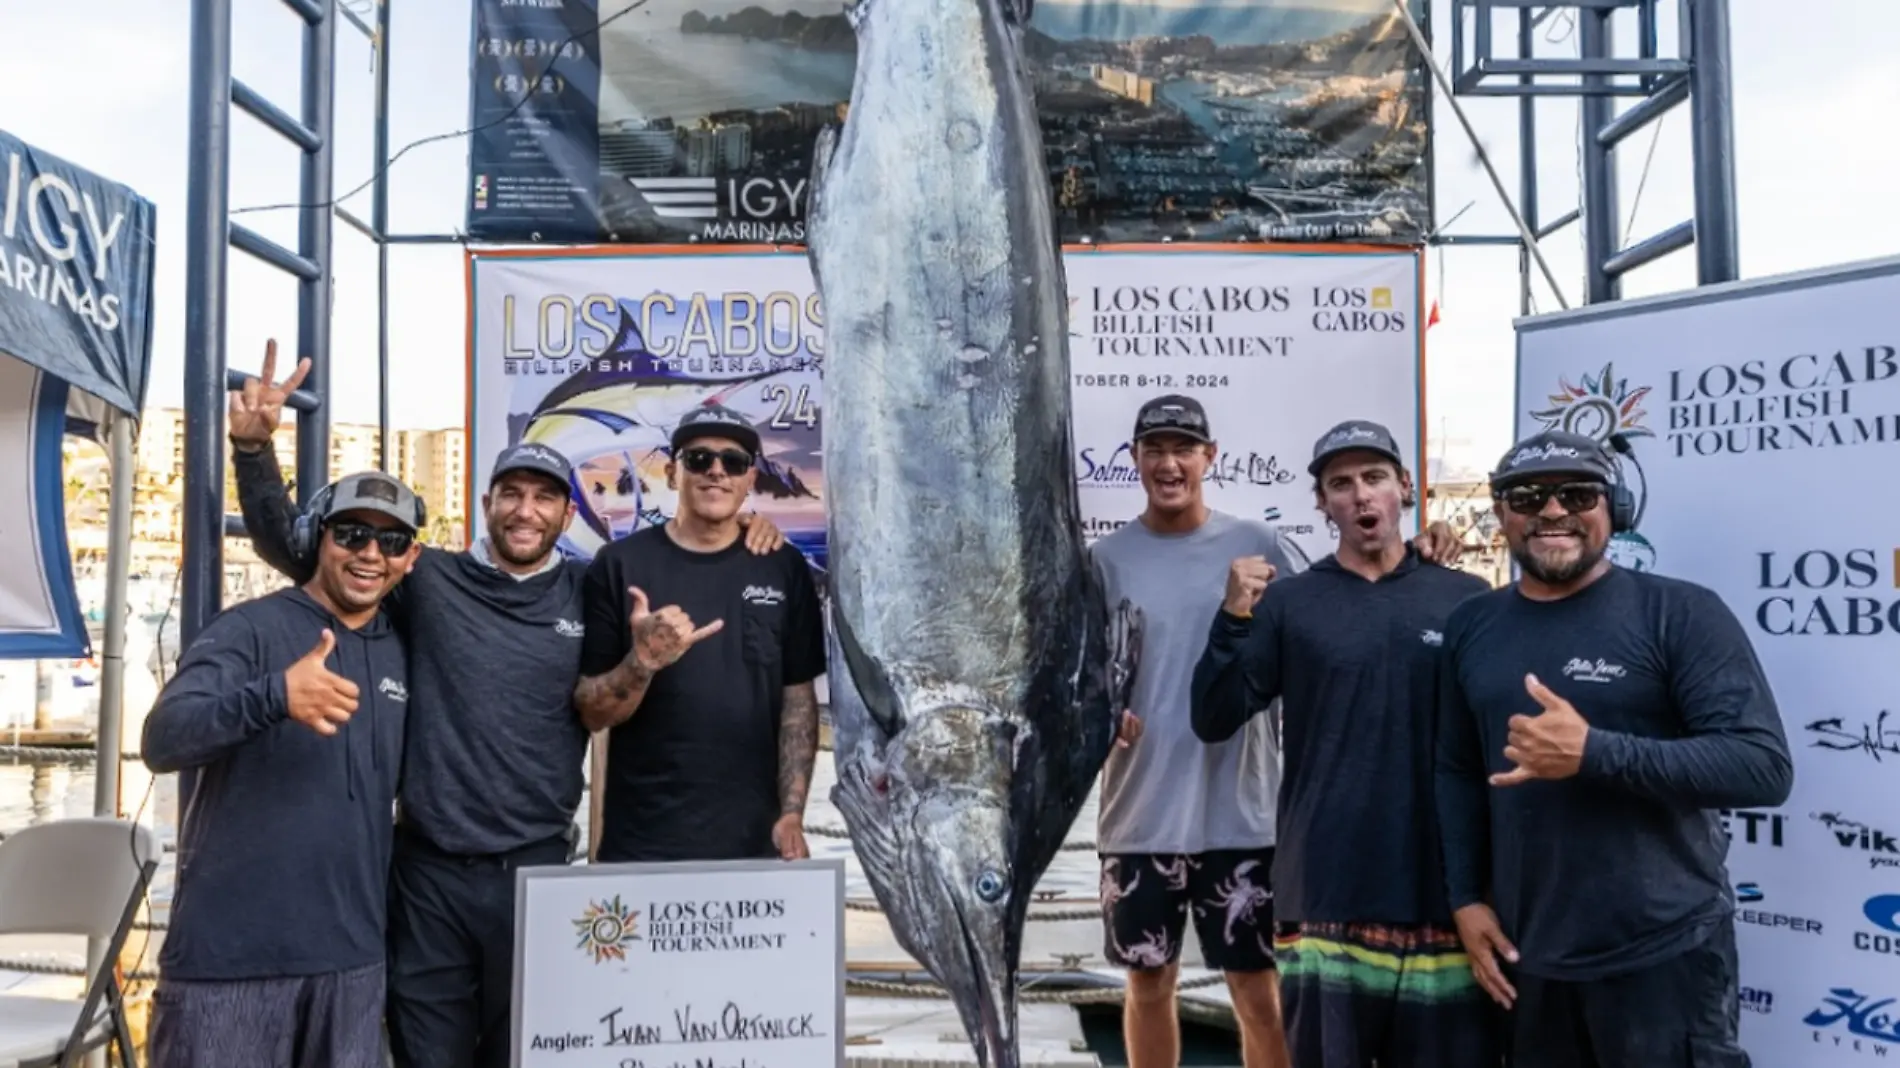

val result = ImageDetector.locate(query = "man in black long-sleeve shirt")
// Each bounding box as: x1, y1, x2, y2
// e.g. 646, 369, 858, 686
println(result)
226, 344, 783, 1068
1190, 420, 1496, 1068
1434, 429, 1793, 1068
144, 470, 421, 1068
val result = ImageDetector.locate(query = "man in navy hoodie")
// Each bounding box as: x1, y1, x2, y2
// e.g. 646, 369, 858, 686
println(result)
143, 469, 423, 1068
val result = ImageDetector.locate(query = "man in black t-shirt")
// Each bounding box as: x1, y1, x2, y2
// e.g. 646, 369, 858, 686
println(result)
574, 403, 827, 862
1434, 429, 1791, 1068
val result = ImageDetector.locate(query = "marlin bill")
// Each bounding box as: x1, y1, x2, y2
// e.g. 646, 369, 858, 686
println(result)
805, 0, 1143, 1064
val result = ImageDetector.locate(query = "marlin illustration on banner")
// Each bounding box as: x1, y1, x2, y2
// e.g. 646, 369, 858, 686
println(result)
512, 300, 822, 560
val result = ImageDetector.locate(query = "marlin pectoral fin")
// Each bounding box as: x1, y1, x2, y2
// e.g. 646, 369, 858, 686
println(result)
1000, 0, 1032, 28
831, 601, 905, 738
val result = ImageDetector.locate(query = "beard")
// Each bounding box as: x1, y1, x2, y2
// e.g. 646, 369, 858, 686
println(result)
488, 521, 557, 566
1511, 531, 1606, 585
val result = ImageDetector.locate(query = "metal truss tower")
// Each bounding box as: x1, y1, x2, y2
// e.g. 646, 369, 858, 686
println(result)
1435, 0, 1741, 307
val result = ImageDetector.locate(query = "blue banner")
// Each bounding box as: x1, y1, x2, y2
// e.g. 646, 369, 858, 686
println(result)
0, 127, 158, 417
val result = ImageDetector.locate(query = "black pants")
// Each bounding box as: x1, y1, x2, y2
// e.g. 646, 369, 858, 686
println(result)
385, 826, 571, 1068
1508, 916, 1750, 1068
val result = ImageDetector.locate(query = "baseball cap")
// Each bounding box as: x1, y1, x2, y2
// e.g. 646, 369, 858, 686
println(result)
1132, 394, 1212, 444
1307, 419, 1405, 477
671, 403, 762, 457
320, 471, 422, 532
1488, 430, 1619, 491
490, 442, 573, 489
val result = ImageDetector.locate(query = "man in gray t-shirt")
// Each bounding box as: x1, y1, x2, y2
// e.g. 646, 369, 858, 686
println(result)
1087, 394, 1301, 1068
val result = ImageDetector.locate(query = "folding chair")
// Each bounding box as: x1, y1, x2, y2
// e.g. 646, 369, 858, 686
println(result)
0, 818, 159, 1068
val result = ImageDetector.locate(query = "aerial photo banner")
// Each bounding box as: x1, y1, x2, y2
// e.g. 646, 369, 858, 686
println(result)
463, 0, 1434, 247
1514, 254, 1900, 1067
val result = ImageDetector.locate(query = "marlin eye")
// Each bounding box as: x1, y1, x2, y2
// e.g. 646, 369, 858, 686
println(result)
974, 870, 1006, 902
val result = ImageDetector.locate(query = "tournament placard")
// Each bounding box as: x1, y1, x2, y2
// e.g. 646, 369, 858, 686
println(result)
510, 859, 846, 1068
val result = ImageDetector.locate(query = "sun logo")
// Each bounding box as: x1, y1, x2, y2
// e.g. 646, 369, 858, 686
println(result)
573, 896, 642, 964
1529, 362, 1653, 443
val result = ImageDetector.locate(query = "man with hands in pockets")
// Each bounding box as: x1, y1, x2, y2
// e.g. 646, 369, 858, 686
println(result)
142, 471, 423, 1068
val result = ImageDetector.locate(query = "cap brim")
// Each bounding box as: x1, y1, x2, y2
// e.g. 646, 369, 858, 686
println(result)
1488, 465, 1611, 491
672, 425, 763, 455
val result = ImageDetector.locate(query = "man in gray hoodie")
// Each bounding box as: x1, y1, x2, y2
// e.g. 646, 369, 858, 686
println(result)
143, 470, 425, 1068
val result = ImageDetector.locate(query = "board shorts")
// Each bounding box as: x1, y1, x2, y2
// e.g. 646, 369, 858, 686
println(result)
1098, 847, 1277, 972
147, 960, 386, 1068
1274, 920, 1506, 1068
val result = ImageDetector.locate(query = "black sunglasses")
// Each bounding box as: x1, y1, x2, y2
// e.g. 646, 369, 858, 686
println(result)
678, 446, 754, 477
328, 520, 414, 557
1498, 481, 1606, 517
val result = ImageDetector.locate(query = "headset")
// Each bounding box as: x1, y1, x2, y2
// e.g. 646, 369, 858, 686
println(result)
288, 478, 429, 566
1603, 433, 1641, 535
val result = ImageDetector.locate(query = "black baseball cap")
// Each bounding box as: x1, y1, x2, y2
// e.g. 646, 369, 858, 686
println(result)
1307, 419, 1405, 477
1132, 394, 1212, 444
1488, 430, 1619, 491
671, 403, 762, 457
320, 471, 422, 532
490, 442, 573, 489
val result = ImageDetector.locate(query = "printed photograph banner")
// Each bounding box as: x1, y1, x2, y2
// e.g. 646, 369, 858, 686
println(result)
1067, 248, 1423, 565
467, 249, 828, 583
1513, 255, 1900, 1067
464, 0, 1433, 248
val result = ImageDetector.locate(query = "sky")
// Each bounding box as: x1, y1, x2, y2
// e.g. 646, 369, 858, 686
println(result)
5, 0, 1898, 477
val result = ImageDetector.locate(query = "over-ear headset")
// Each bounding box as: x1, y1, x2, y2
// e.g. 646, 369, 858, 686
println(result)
288, 478, 429, 566
1603, 434, 1640, 535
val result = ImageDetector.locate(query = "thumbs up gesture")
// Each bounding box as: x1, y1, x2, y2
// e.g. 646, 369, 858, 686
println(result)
627, 586, 724, 673
1490, 674, 1590, 787
284, 629, 360, 736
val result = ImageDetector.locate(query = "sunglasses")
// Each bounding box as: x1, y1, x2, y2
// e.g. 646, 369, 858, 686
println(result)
1498, 481, 1606, 517
678, 446, 754, 477
328, 521, 415, 557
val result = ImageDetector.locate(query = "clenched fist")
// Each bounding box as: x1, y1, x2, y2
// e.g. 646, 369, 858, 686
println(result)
284, 629, 358, 736
1223, 555, 1277, 617
628, 586, 724, 672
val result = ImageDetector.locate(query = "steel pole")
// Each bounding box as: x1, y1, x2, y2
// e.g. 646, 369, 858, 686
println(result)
374, 0, 393, 473
1579, 8, 1621, 303
1688, 0, 1740, 283
296, 0, 338, 500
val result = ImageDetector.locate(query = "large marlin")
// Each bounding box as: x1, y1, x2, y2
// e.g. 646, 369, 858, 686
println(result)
806, 0, 1142, 1065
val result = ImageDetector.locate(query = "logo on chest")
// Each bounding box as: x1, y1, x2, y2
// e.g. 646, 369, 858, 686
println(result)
1561, 657, 1627, 684
1419, 629, 1443, 646
379, 678, 409, 702
742, 584, 785, 607
554, 618, 584, 639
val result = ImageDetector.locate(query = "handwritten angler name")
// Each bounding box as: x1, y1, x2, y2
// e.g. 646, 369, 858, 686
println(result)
602, 1002, 822, 1048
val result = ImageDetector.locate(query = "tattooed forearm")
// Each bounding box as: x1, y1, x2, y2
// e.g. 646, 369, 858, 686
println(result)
778, 682, 820, 816
573, 655, 655, 732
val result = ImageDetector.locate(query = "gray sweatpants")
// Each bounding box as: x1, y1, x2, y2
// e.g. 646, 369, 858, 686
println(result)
147, 961, 387, 1068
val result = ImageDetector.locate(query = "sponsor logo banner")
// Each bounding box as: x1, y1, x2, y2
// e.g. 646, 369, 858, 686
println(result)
1514, 258, 1900, 1066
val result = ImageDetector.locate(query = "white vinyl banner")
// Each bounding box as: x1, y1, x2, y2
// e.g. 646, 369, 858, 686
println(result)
468, 246, 1424, 571
1513, 255, 1900, 1065
0, 353, 85, 659
1065, 248, 1423, 562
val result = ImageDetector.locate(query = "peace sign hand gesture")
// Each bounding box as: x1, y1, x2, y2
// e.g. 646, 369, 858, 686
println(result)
1491, 674, 1591, 787
229, 339, 311, 450
627, 586, 724, 673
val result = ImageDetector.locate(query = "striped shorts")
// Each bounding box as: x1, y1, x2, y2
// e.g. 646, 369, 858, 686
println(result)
1274, 921, 1506, 1068
147, 961, 387, 1068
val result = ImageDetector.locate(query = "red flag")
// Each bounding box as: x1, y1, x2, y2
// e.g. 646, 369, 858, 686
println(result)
1427, 300, 1441, 329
